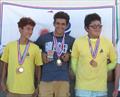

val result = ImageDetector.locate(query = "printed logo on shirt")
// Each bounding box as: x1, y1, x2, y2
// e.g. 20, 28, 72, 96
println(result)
100, 49, 103, 53
45, 42, 53, 51
26, 52, 30, 56
45, 41, 68, 53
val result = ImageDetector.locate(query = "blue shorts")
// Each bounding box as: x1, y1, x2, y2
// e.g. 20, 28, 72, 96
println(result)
75, 89, 107, 97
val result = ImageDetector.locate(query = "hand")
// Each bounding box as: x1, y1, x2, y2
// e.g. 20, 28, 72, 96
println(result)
61, 53, 70, 62
113, 90, 118, 97
42, 52, 50, 64
1, 82, 7, 92
33, 87, 39, 97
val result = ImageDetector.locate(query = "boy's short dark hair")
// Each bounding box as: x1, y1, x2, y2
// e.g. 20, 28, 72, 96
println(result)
18, 17, 36, 28
84, 13, 101, 28
54, 11, 70, 25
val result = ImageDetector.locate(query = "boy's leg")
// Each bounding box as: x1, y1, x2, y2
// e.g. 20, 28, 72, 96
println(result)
38, 81, 53, 97
54, 81, 70, 97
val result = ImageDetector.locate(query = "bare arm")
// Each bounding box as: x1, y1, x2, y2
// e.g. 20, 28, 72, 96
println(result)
1, 61, 8, 91
34, 66, 41, 88
114, 64, 120, 90
113, 64, 120, 97
33, 65, 41, 97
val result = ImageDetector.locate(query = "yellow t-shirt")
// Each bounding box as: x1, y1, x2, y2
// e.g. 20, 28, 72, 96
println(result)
71, 35, 116, 91
1, 41, 43, 94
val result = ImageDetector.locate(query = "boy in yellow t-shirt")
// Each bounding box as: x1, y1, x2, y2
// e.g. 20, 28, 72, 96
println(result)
0, 17, 43, 97
71, 13, 116, 97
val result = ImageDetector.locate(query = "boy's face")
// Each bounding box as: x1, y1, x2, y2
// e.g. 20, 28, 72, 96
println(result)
85, 20, 102, 38
19, 25, 34, 39
54, 18, 67, 35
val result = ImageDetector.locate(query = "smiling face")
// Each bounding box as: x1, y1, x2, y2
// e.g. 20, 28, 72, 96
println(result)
54, 18, 67, 35
19, 24, 34, 40
85, 20, 102, 38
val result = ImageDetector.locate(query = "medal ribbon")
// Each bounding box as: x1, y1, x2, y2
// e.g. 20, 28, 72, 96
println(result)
88, 37, 100, 59
53, 34, 65, 58
17, 39, 30, 65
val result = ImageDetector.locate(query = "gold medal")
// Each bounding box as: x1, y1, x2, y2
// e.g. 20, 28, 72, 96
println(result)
90, 59, 97, 67
57, 59, 62, 66
88, 37, 100, 67
17, 66, 24, 73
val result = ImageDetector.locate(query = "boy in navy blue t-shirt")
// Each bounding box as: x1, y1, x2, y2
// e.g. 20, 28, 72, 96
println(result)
35, 11, 74, 97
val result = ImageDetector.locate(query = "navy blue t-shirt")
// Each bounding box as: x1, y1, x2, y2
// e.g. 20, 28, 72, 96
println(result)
35, 32, 75, 81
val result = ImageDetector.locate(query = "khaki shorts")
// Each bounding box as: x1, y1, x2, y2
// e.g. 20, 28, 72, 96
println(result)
39, 81, 70, 97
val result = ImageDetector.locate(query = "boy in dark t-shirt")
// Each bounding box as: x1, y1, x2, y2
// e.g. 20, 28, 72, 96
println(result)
35, 11, 74, 97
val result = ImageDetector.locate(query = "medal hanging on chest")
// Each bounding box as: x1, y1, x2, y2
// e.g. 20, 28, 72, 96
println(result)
53, 34, 65, 66
88, 37, 100, 67
17, 40, 30, 73
17, 66, 24, 73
